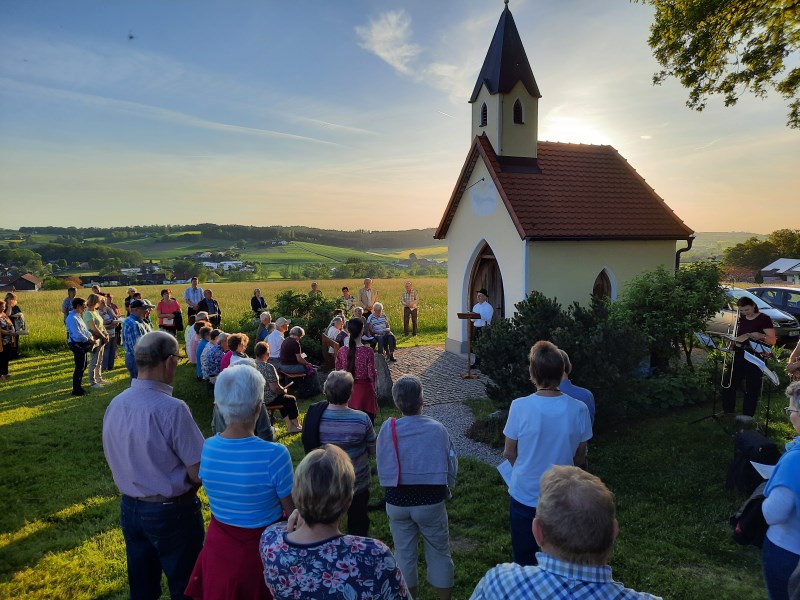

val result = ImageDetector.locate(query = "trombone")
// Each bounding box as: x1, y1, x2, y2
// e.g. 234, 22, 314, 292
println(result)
720, 305, 740, 389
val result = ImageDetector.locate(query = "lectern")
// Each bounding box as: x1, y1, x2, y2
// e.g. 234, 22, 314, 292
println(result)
457, 312, 481, 379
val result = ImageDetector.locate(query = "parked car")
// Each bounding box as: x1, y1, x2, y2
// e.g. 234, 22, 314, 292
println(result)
747, 285, 800, 321
706, 287, 800, 347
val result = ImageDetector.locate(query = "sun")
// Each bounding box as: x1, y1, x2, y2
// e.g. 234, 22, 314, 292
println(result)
539, 114, 617, 146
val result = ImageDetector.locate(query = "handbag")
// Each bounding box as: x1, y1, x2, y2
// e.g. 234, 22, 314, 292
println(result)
730, 481, 768, 547
174, 310, 184, 332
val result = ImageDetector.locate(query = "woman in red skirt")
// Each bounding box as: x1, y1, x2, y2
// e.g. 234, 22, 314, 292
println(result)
335, 318, 378, 422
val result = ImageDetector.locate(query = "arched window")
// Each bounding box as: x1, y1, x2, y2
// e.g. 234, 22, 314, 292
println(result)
480, 103, 487, 127
513, 99, 524, 124
592, 269, 612, 299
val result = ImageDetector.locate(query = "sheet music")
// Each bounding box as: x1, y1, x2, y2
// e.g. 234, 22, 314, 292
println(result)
743, 351, 766, 373
750, 461, 775, 480
694, 332, 716, 349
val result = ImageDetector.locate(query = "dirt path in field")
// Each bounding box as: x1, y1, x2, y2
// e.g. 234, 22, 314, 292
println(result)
384, 345, 503, 466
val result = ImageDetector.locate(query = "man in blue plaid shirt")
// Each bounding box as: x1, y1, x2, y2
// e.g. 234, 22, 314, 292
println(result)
123, 299, 154, 379
470, 466, 661, 600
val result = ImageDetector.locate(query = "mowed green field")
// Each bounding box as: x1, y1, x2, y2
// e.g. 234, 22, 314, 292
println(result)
105, 237, 445, 267
14, 278, 448, 352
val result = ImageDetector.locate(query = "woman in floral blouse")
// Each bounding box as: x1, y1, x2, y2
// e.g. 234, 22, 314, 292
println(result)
260, 444, 410, 600
335, 318, 378, 422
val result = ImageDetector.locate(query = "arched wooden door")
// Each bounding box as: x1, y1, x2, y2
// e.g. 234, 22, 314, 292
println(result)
469, 243, 505, 320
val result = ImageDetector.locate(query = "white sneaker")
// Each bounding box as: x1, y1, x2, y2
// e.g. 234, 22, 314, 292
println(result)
91, 383, 104, 389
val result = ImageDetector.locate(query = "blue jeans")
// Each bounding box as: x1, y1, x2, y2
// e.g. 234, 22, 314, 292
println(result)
509, 497, 539, 566
68, 342, 88, 393
103, 337, 117, 370
120, 495, 205, 600
125, 352, 138, 379
763, 535, 799, 600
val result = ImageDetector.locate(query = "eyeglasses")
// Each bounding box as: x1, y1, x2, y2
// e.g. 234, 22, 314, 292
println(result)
164, 353, 181, 362
784, 407, 798, 417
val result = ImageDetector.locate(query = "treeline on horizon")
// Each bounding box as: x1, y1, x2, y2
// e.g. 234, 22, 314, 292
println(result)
18, 224, 438, 249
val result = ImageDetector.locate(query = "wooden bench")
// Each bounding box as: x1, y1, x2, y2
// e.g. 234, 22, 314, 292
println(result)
321, 335, 341, 371
266, 404, 284, 425
279, 370, 306, 388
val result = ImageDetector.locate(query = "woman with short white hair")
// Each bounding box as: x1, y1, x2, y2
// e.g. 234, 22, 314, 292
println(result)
186, 364, 295, 599
367, 302, 397, 362
760, 381, 800, 600
279, 326, 315, 377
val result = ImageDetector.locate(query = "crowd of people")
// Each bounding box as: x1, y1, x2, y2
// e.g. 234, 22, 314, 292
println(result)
2, 277, 796, 599
99, 328, 683, 600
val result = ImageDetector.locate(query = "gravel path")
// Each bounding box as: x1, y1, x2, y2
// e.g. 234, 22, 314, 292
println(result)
385, 345, 503, 466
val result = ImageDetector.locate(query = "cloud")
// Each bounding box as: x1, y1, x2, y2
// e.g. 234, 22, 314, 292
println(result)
355, 10, 421, 75
0, 77, 341, 146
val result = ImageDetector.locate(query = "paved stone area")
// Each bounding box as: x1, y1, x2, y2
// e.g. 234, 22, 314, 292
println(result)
384, 345, 503, 466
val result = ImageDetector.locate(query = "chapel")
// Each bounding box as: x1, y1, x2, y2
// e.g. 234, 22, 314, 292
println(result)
435, 2, 694, 356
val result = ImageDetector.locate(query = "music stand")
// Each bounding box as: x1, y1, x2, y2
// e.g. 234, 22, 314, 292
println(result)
690, 332, 729, 432
457, 312, 480, 379
747, 341, 780, 437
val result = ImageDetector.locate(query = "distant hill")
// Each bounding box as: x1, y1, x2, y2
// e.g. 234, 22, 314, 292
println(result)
4, 225, 444, 280
2, 225, 763, 280
682, 232, 766, 262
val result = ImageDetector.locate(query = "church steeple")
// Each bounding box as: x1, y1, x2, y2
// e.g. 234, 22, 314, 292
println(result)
470, 2, 540, 158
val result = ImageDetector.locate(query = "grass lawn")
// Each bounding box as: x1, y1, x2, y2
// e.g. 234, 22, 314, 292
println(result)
0, 347, 783, 599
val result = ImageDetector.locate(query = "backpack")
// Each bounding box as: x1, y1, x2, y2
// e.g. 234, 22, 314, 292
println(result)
725, 430, 781, 495
730, 481, 768, 547
301, 400, 329, 454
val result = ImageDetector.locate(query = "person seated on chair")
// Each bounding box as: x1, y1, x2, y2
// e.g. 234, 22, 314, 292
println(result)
367, 302, 396, 362
470, 466, 662, 600
209, 358, 275, 442
279, 326, 315, 377
254, 341, 302, 433
326, 316, 344, 342
256, 311, 272, 342
201, 331, 226, 381
268, 317, 289, 368
195, 326, 213, 381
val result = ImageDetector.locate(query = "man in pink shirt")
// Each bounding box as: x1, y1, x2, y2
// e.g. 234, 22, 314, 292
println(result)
103, 331, 205, 599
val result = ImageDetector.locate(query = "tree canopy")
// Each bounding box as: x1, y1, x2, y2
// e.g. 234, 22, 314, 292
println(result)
723, 228, 800, 269
638, 1, 800, 128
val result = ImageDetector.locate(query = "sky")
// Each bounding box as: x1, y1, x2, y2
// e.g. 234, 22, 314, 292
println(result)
0, 0, 797, 235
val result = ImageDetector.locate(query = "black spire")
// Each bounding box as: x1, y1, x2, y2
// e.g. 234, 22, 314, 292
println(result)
468, 5, 541, 103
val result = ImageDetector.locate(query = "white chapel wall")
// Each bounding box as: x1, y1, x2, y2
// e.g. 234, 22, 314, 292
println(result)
445, 161, 524, 355
525, 240, 677, 307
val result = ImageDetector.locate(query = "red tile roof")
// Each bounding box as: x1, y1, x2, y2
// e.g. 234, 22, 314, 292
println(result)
435, 135, 694, 241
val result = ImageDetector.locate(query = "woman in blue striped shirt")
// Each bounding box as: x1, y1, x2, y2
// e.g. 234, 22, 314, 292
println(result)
186, 364, 295, 600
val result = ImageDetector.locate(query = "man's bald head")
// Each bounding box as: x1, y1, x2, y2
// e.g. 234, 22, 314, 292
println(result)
135, 331, 179, 370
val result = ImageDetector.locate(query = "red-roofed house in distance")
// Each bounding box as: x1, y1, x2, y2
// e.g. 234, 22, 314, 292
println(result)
435, 3, 694, 356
